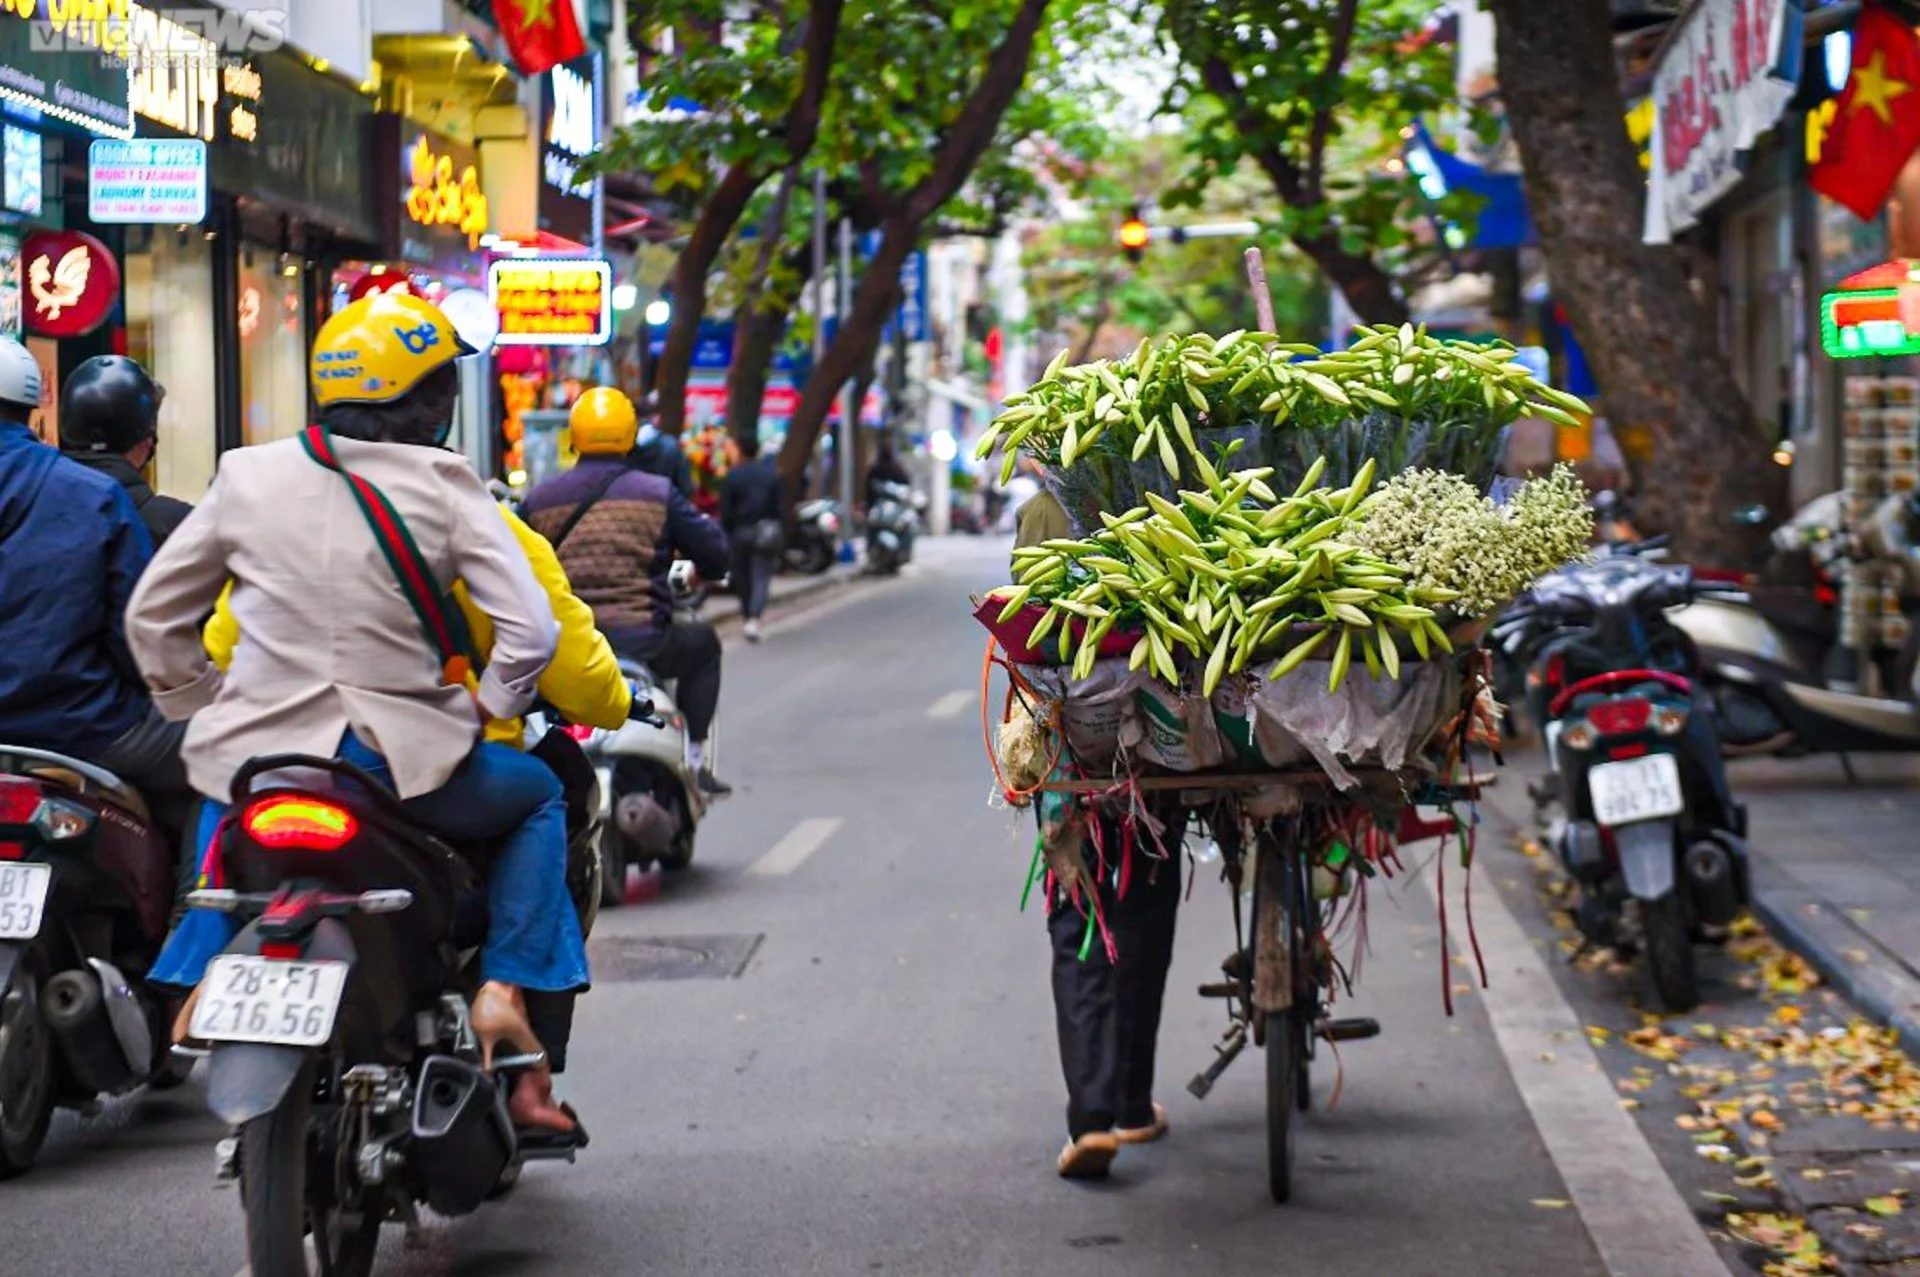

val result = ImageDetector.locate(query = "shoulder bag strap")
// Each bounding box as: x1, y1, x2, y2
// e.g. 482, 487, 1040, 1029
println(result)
299, 425, 476, 687
547, 462, 628, 551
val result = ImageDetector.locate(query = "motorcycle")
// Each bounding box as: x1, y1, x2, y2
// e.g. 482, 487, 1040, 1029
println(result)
0, 746, 186, 1177
1498, 554, 1750, 1011
784, 498, 841, 575
180, 711, 624, 1277
1670, 494, 1920, 759
864, 479, 923, 575
582, 562, 715, 903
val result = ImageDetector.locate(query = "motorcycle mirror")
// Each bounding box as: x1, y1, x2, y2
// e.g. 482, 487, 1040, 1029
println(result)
1732, 503, 1770, 527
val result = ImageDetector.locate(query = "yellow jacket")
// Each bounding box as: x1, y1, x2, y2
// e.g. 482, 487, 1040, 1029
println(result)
204, 505, 632, 747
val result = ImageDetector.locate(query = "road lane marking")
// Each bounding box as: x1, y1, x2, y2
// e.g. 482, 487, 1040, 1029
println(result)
747, 817, 843, 877
1412, 857, 1727, 1277
925, 690, 972, 720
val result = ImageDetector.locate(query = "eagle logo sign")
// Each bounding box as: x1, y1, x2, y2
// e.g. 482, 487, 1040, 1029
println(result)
29, 247, 91, 320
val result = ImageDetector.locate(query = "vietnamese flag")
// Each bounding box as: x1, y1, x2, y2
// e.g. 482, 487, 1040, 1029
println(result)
1811, 1, 1920, 220
494, 0, 587, 77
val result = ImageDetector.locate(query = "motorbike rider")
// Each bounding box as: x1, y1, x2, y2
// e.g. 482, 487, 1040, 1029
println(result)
61, 355, 192, 549
1016, 487, 1183, 1179
627, 392, 696, 497
523, 386, 734, 795
201, 497, 635, 1075
0, 335, 196, 836
127, 292, 584, 1135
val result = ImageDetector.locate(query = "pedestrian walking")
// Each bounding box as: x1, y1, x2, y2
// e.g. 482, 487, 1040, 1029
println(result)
722, 435, 784, 642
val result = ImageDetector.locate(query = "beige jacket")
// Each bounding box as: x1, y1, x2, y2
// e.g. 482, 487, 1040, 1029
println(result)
126, 435, 559, 800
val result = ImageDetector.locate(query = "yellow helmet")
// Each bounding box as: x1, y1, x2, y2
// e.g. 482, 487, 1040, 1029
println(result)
569, 386, 639, 455
310, 293, 474, 408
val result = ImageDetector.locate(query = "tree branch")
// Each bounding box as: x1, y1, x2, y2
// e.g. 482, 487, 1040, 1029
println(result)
1305, 0, 1360, 200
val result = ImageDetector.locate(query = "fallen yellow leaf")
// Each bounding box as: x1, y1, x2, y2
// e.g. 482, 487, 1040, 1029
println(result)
1866, 1195, 1902, 1216
1530, 1198, 1571, 1209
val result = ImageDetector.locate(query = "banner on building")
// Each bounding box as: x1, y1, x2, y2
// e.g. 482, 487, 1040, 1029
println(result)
1644, 0, 1802, 244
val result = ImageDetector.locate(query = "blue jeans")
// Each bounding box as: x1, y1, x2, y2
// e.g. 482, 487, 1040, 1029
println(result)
152, 735, 589, 993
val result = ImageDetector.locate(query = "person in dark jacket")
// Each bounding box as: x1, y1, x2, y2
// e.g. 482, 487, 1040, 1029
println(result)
61, 355, 192, 549
0, 337, 193, 832
524, 387, 734, 794
720, 435, 783, 642
625, 393, 696, 498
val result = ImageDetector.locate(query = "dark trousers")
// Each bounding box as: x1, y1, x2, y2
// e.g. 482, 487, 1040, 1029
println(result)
95, 702, 194, 863
1048, 824, 1182, 1139
728, 537, 777, 621
616, 621, 722, 743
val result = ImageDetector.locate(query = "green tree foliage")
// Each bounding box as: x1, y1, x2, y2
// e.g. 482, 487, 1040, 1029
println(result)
1160, 0, 1486, 324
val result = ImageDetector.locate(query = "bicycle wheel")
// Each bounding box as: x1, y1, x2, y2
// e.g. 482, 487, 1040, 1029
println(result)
1258, 838, 1309, 1204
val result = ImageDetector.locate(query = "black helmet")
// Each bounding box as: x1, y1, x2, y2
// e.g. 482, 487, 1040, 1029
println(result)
61, 355, 162, 454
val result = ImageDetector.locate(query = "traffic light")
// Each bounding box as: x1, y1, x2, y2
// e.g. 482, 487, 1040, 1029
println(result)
1118, 205, 1150, 263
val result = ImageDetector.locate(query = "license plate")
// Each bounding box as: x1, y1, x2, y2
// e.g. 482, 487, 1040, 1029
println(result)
0, 863, 50, 940
189, 955, 348, 1048
1588, 753, 1685, 827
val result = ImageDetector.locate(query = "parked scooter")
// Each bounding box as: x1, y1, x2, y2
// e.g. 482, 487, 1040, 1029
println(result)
865, 479, 923, 575
1671, 494, 1920, 758
582, 562, 717, 903
0, 746, 187, 1177
785, 498, 842, 575
179, 710, 625, 1276
1498, 554, 1750, 1011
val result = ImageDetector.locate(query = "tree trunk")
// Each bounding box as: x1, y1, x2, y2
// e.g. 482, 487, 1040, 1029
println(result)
778, 0, 1052, 488
1292, 230, 1407, 326
725, 286, 799, 448
1488, 0, 1781, 566
650, 0, 845, 437
656, 159, 764, 437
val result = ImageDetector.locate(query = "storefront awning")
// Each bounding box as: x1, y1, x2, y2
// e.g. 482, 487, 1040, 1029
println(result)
1405, 122, 1533, 249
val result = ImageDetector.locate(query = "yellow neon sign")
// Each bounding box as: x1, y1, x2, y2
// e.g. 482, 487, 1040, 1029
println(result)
404, 136, 488, 250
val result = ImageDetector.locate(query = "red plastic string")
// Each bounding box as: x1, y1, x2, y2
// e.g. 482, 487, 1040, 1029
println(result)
1462, 754, 1489, 990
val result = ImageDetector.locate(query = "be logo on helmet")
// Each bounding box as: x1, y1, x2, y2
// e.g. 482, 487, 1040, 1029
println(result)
394, 323, 441, 356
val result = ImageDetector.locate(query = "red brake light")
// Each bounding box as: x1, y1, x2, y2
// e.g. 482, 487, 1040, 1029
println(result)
1543, 652, 1567, 692
1608, 742, 1651, 760
242, 798, 358, 851
0, 778, 40, 825
563, 724, 595, 742
0, 842, 21, 860
1586, 697, 1652, 737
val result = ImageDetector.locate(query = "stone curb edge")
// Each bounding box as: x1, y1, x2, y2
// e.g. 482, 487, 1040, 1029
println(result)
1747, 857, 1920, 1049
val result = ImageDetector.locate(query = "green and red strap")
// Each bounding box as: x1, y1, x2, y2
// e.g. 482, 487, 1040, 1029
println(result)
299, 424, 475, 687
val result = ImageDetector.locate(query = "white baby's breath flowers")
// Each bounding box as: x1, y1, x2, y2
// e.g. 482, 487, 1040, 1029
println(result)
1352, 464, 1593, 618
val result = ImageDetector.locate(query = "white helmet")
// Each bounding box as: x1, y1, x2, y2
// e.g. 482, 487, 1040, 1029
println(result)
0, 337, 40, 411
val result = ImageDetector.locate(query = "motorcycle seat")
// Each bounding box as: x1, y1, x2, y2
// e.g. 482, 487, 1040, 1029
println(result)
0, 744, 149, 821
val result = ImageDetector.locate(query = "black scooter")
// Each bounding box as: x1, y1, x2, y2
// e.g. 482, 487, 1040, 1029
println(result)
1498, 555, 1750, 1011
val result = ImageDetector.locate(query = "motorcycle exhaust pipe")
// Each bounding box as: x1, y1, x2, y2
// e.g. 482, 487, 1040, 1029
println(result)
44, 968, 139, 1096
614, 792, 677, 857
1557, 820, 1607, 884
410, 1055, 516, 1217
1684, 840, 1741, 927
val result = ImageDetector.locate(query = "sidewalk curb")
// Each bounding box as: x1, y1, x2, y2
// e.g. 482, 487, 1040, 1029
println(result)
701, 568, 857, 632
1748, 856, 1920, 1047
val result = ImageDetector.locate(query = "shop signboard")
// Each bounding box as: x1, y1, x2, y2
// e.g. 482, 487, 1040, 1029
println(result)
127, 4, 220, 142
373, 116, 488, 279
539, 57, 598, 245
1643, 0, 1801, 244
489, 258, 611, 346
0, 230, 19, 338
211, 49, 375, 244
1820, 259, 1920, 359
21, 230, 119, 338
0, 1, 132, 137
89, 138, 207, 223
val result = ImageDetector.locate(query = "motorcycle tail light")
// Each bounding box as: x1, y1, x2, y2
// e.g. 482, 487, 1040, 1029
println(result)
821, 513, 840, 534
242, 797, 359, 851
1560, 720, 1596, 752
0, 777, 39, 825
0, 841, 21, 860
562, 724, 596, 743
1543, 652, 1567, 693
1585, 697, 1651, 737
1653, 706, 1688, 736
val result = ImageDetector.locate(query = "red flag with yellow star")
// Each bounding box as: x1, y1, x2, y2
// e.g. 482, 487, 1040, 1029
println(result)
494, 0, 586, 77
1812, 0, 1920, 220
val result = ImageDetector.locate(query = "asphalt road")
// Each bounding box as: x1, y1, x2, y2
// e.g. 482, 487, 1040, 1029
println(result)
0, 537, 1731, 1276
